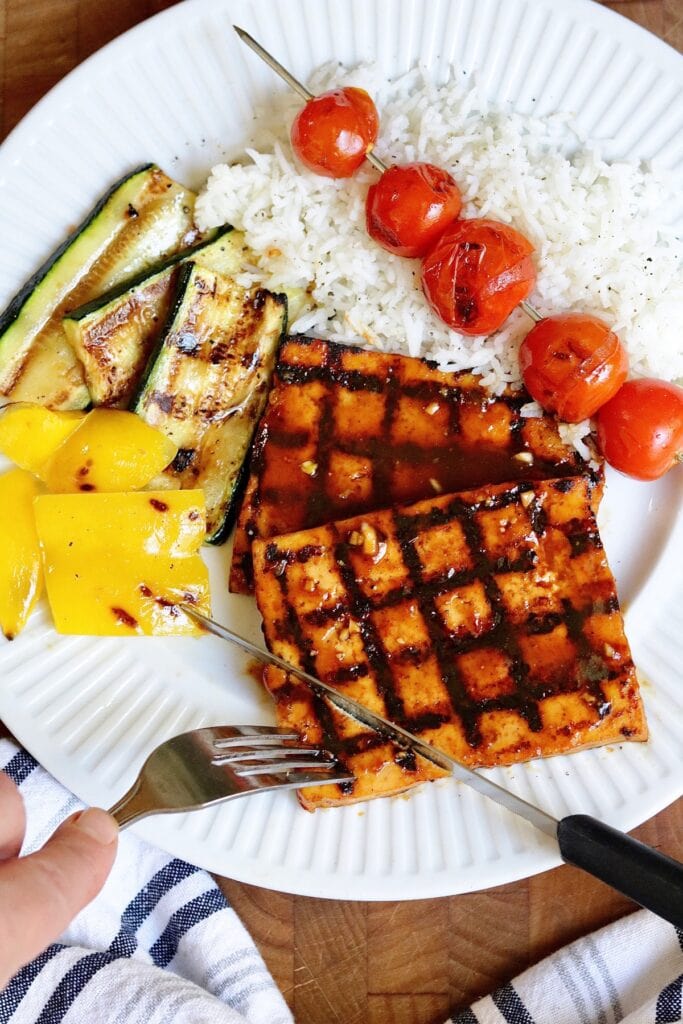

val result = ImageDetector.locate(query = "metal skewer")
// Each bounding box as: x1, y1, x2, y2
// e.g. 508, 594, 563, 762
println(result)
233, 25, 388, 173
520, 300, 543, 322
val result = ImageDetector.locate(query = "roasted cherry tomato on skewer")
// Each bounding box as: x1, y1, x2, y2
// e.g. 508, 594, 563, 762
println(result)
291, 87, 379, 178
420, 218, 536, 336
365, 163, 462, 257
519, 313, 628, 423
596, 378, 683, 481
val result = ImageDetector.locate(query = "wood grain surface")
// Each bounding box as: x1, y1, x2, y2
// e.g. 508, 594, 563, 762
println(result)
1, 2, 681, 1022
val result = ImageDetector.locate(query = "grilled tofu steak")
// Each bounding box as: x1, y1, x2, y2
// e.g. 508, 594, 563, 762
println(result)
231, 337, 595, 594
252, 474, 646, 810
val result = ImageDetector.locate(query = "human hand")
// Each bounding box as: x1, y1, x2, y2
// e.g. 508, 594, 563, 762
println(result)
0, 770, 119, 988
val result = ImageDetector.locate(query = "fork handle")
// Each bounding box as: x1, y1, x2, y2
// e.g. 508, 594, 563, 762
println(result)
558, 814, 683, 928
107, 778, 151, 830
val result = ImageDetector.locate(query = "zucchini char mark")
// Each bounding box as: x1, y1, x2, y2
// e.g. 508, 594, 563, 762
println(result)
230, 336, 595, 594
134, 262, 287, 543
63, 227, 245, 408
0, 164, 202, 410
252, 474, 645, 810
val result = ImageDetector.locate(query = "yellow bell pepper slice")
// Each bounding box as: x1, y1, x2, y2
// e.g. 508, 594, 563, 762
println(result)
42, 409, 178, 493
0, 404, 86, 477
34, 490, 209, 636
0, 469, 43, 639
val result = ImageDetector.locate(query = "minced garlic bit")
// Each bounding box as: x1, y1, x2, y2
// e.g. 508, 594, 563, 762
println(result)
374, 541, 388, 563
348, 529, 363, 547
426, 401, 440, 416
520, 491, 534, 508
513, 451, 534, 464
359, 520, 379, 556
301, 460, 318, 476
429, 477, 443, 493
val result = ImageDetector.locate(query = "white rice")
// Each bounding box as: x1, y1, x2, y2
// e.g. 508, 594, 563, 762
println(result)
196, 63, 683, 421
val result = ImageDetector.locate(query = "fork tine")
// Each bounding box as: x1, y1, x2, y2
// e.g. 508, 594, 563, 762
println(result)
212, 746, 335, 765
212, 729, 300, 748
249, 768, 354, 788
232, 758, 343, 776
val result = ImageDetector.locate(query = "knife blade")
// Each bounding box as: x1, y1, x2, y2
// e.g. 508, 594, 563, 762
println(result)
183, 605, 558, 838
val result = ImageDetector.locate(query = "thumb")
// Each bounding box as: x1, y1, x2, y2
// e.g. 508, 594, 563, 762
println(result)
0, 809, 118, 987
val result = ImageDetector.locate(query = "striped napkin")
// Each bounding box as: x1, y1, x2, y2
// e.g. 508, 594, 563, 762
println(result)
2, 738, 682, 1024
449, 903, 683, 1024
0, 739, 293, 1024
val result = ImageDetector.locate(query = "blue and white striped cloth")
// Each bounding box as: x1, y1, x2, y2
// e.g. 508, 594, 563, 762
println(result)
449, 903, 683, 1024
0, 739, 293, 1024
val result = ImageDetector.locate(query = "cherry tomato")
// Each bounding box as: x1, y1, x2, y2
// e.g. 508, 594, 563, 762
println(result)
420, 218, 536, 336
290, 87, 379, 178
519, 313, 628, 423
365, 163, 462, 258
596, 378, 683, 480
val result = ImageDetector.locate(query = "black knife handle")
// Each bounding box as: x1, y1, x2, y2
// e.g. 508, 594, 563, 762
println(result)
557, 814, 683, 927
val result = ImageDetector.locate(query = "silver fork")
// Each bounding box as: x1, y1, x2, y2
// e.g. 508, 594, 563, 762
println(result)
106, 725, 353, 829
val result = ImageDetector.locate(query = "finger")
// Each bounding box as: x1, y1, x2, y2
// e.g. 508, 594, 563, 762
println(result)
0, 771, 26, 860
0, 808, 118, 987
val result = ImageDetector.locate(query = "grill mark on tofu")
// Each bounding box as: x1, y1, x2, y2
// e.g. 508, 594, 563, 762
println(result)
304, 342, 337, 526
373, 366, 402, 505
392, 507, 481, 746
252, 474, 646, 810
569, 530, 603, 556
563, 599, 613, 716
331, 531, 409, 727
448, 497, 544, 734
231, 337, 593, 594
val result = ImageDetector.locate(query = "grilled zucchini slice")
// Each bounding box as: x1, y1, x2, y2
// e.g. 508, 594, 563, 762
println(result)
134, 263, 287, 543
0, 164, 203, 410
63, 228, 246, 407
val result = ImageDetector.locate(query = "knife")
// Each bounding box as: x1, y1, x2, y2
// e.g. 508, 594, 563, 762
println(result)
185, 605, 683, 925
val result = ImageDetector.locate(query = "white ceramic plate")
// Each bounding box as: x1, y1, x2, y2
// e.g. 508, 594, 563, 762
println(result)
0, 0, 681, 900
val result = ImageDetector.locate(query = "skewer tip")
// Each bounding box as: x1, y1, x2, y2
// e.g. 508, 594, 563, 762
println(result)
233, 25, 255, 46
